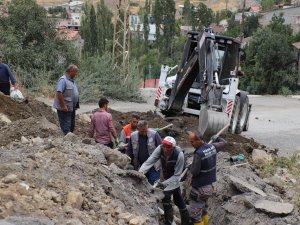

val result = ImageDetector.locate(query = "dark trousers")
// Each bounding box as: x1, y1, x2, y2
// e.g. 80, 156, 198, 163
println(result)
57, 110, 76, 135
104, 142, 114, 149
0, 81, 10, 95
162, 187, 186, 211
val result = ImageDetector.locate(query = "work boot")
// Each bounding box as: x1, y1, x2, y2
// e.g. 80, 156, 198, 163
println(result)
194, 222, 204, 225
202, 215, 209, 225
164, 208, 174, 225
179, 208, 192, 225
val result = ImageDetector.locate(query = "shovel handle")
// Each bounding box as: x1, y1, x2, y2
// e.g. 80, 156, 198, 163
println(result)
181, 123, 230, 179
157, 123, 173, 131
208, 123, 230, 144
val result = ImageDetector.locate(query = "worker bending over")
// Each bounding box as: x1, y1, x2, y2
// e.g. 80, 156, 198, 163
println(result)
126, 120, 162, 185
139, 136, 191, 225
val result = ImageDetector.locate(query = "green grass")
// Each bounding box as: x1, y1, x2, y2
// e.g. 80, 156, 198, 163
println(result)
262, 154, 300, 177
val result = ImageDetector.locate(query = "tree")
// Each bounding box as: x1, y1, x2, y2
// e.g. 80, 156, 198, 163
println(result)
89, 5, 99, 55
241, 27, 297, 94
196, 3, 214, 29
97, 0, 113, 52
267, 13, 293, 38
261, 0, 275, 11
162, 0, 176, 56
243, 15, 260, 37
81, 0, 113, 56
81, 2, 92, 54
182, 0, 192, 25
0, 0, 78, 89
143, 0, 150, 53
153, 0, 163, 50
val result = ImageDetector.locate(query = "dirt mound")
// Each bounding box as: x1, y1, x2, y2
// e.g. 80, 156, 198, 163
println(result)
0, 117, 60, 146
0, 135, 162, 224
0, 94, 57, 124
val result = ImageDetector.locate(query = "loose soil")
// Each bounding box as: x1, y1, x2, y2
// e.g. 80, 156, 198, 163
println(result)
1, 94, 299, 225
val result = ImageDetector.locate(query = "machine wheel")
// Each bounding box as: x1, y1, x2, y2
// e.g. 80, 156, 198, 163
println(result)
228, 96, 240, 134
235, 96, 249, 134
243, 104, 252, 131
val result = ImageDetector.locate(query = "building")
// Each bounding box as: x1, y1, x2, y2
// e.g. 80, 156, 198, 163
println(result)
61, 1, 84, 12
259, 6, 300, 34
130, 15, 157, 41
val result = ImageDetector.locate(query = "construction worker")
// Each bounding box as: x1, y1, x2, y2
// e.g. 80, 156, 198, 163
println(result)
118, 114, 140, 152
89, 97, 118, 149
0, 52, 17, 95
126, 120, 162, 185
188, 131, 226, 225
139, 136, 191, 225
53, 64, 79, 135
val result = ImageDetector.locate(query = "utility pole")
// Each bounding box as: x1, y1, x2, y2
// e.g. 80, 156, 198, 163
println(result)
112, 0, 131, 81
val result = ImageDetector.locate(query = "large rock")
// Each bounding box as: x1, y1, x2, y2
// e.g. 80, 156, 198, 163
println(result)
63, 132, 77, 142
252, 149, 272, 164
102, 148, 131, 169
66, 191, 83, 209
32, 137, 44, 146
0, 216, 55, 225
0, 113, 11, 124
2, 174, 18, 184
229, 175, 267, 197
129, 216, 147, 225
254, 200, 294, 216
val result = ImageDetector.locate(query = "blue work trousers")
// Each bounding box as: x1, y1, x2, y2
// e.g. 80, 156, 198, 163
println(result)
57, 110, 76, 135
146, 167, 160, 185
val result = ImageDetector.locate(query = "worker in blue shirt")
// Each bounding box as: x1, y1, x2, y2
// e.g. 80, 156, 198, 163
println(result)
0, 52, 17, 95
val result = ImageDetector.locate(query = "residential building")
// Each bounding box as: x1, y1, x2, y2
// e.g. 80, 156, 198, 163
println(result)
259, 6, 300, 34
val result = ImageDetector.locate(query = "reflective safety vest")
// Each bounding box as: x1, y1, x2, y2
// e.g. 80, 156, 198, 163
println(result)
192, 143, 217, 187
123, 124, 132, 142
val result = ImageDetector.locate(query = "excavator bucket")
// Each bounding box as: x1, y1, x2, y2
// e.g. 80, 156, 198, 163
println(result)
199, 108, 229, 138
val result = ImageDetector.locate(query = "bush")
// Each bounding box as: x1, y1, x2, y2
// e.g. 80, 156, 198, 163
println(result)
77, 53, 143, 103
279, 86, 293, 96
263, 154, 300, 177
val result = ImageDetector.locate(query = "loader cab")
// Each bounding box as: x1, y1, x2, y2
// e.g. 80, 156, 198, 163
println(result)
215, 35, 241, 85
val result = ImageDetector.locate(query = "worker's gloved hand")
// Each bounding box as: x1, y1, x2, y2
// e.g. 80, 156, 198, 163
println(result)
155, 181, 166, 190
210, 135, 219, 142
118, 143, 126, 150
115, 138, 119, 146
153, 128, 160, 132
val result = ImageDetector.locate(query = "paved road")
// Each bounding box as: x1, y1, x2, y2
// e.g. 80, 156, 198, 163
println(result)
243, 95, 300, 156
38, 92, 300, 156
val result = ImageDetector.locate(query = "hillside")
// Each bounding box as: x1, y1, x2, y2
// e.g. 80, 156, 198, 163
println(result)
35, 0, 246, 13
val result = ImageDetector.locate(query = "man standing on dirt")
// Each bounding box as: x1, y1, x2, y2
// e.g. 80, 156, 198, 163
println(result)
53, 64, 79, 135
118, 114, 140, 153
89, 97, 118, 149
188, 131, 226, 225
139, 136, 191, 225
126, 120, 162, 185
0, 52, 18, 95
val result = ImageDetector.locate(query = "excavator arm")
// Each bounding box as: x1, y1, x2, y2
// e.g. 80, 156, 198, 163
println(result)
167, 30, 218, 113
